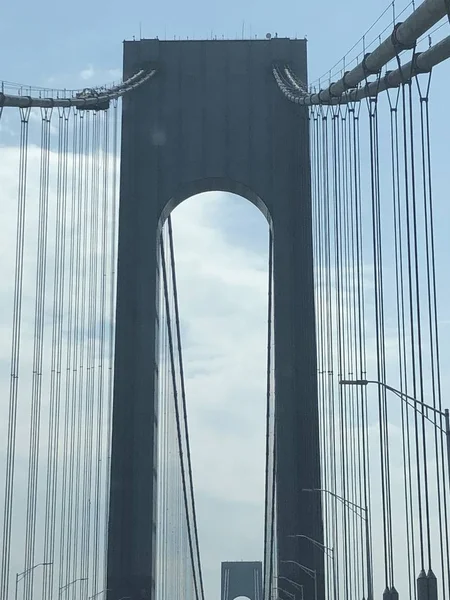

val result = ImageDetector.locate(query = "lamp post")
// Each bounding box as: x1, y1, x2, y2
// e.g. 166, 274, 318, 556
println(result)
288, 535, 336, 600
280, 560, 317, 600
288, 534, 333, 558
89, 590, 110, 599
15, 562, 53, 600
272, 585, 296, 600
340, 378, 450, 490
59, 577, 88, 597
303, 488, 367, 519
340, 377, 449, 600
276, 575, 304, 593
302, 488, 373, 600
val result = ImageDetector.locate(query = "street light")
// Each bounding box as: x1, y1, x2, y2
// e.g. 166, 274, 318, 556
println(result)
272, 585, 296, 600
288, 535, 336, 600
276, 574, 304, 592
15, 562, 53, 600
302, 488, 367, 519
59, 577, 88, 597
340, 378, 450, 489
280, 560, 317, 600
288, 534, 333, 558
89, 590, 110, 599
302, 488, 373, 600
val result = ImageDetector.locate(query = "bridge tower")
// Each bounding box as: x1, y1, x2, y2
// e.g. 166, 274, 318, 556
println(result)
107, 37, 324, 600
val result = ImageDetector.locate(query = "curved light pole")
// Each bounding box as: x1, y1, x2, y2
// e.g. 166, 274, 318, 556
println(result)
276, 575, 304, 593
272, 585, 296, 600
303, 488, 367, 519
59, 577, 88, 597
302, 488, 373, 600
341, 377, 450, 599
288, 535, 336, 600
280, 560, 317, 600
288, 534, 333, 558
89, 590, 110, 599
15, 562, 52, 600
340, 378, 450, 489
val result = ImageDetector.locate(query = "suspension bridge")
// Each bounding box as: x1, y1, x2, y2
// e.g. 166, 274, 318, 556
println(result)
0, 0, 449, 598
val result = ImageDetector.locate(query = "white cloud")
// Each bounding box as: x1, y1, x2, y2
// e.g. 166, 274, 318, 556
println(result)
78, 66, 122, 86
107, 69, 122, 81
80, 65, 95, 81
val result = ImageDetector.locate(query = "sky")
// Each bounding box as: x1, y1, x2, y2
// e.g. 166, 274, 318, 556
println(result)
1, 2, 450, 600
1, 0, 429, 91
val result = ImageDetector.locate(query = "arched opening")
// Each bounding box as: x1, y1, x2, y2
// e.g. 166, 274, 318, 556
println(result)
158, 177, 272, 231
170, 191, 270, 598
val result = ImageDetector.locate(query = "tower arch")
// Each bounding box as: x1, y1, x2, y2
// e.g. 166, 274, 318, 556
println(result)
159, 177, 272, 230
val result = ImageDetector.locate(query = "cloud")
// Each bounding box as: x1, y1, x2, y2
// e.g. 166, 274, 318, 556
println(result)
78, 66, 122, 87
107, 69, 122, 80
80, 65, 95, 81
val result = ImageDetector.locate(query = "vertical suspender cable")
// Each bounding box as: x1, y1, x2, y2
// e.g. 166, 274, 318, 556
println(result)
347, 103, 362, 599
342, 105, 360, 600
42, 106, 70, 600
63, 109, 86, 592
91, 108, 110, 596
367, 89, 394, 592
400, 79, 426, 577
72, 109, 91, 591
104, 100, 119, 584
312, 107, 331, 599
1, 106, 31, 600
58, 109, 79, 594
160, 229, 201, 600
407, 76, 433, 574
332, 105, 351, 600
389, 84, 417, 599
322, 107, 340, 600
351, 100, 373, 600
263, 231, 273, 599
23, 106, 52, 600
167, 215, 205, 600
81, 109, 101, 597
157, 234, 170, 600
416, 73, 450, 595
